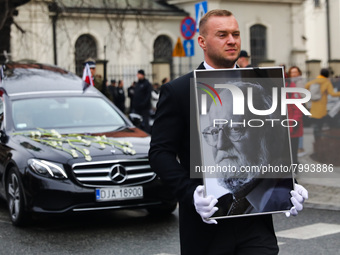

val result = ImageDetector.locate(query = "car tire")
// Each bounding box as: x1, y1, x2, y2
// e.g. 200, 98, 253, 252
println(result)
147, 201, 178, 215
6, 167, 29, 227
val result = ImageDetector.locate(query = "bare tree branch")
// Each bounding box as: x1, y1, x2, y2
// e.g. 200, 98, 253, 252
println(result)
12, 20, 26, 34
0, 0, 10, 30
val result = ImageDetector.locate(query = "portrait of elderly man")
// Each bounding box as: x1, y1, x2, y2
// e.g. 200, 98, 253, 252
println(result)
201, 81, 293, 218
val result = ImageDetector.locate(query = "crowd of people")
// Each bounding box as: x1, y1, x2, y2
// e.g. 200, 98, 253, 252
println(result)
83, 48, 340, 148
83, 44, 340, 149
235, 50, 340, 163
83, 58, 166, 134
285, 65, 340, 164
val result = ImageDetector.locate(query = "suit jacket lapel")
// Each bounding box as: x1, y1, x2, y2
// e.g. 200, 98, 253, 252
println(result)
197, 62, 205, 70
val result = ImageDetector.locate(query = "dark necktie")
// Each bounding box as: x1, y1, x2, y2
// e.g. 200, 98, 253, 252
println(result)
213, 193, 233, 217
228, 197, 250, 215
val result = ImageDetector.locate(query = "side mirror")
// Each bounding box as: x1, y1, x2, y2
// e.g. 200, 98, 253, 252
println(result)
0, 130, 8, 143
128, 113, 143, 127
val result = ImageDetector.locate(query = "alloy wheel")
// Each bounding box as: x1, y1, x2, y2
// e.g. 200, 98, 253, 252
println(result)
7, 171, 21, 221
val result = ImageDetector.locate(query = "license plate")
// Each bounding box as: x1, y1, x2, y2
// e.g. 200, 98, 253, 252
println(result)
95, 186, 143, 202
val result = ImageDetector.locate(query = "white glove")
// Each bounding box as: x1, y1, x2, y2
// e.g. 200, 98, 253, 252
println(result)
193, 185, 218, 224
285, 184, 308, 217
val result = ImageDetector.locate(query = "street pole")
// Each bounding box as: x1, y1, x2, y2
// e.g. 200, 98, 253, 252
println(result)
103, 45, 107, 86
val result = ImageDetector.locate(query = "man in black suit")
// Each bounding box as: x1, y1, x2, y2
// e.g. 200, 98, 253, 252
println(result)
132, 69, 152, 133
149, 9, 308, 255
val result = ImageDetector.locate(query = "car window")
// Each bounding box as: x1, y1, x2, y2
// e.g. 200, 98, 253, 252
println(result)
11, 96, 126, 133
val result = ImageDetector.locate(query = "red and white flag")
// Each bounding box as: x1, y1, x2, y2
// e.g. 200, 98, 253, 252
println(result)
82, 63, 94, 87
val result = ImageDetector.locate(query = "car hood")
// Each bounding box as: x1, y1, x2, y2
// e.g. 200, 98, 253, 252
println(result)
12, 127, 150, 163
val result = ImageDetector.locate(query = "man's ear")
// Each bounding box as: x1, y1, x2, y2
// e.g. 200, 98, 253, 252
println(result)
198, 35, 206, 50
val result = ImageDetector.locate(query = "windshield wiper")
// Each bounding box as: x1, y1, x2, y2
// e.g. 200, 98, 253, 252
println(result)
114, 125, 127, 131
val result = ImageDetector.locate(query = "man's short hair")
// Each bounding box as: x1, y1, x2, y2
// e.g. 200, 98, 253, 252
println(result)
239, 50, 250, 58
199, 9, 234, 36
137, 69, 145, 76
320, 68, 329, 78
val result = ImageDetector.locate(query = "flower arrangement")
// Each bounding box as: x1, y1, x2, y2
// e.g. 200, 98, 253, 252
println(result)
14, 128, 136, 161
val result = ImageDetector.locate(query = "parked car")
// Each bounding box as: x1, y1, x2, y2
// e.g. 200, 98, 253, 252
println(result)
0, 62, 176, 226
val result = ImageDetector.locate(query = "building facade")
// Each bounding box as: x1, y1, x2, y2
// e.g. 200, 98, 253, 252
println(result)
0, 0, 30, 63
304, 0, 340, 78
10, 0, 189, 86
171, 0, 307, 71
9, 0, 339, 84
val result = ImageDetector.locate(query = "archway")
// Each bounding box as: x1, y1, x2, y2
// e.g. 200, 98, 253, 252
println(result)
75, 34, 97, 76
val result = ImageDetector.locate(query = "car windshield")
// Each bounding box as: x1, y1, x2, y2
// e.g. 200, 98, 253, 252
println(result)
11, 96, 127, 133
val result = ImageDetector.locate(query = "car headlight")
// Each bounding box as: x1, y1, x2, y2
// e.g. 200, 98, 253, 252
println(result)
28, 159, 67, 179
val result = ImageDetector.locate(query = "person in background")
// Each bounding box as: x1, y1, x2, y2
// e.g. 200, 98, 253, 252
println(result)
237, 50, 252, 67
288, 66, 304, 88
305, 68, 340, 140
115, 80, 126, 114
132, 69, 152, 133
286, 70, 303, 165
161, 77, 169, 85
288, 66, 306, 157
127, 81, 136, 113
151, 82, 160, 117
83, 58, 111, 100
107, 79, 118, 104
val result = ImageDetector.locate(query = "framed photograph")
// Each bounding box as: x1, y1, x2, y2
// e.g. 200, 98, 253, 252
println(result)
193, 67, 294, 219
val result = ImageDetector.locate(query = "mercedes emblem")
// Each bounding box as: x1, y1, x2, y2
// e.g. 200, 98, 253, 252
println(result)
110, 164, 127, 184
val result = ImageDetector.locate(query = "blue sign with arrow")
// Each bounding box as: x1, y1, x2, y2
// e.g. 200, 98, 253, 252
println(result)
183, 40, 194, 57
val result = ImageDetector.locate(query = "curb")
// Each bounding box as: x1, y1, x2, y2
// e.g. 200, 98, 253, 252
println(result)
297, 183, 340, 211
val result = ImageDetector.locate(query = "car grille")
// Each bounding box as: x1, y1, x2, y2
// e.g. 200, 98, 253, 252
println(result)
72, 159, 156, 187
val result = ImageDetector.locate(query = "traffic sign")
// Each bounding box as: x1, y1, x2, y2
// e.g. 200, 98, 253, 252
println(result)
180, 17, 196, 40
195, 1, 208, 32
183, 40, 194, 57
172, 37, 186, 57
